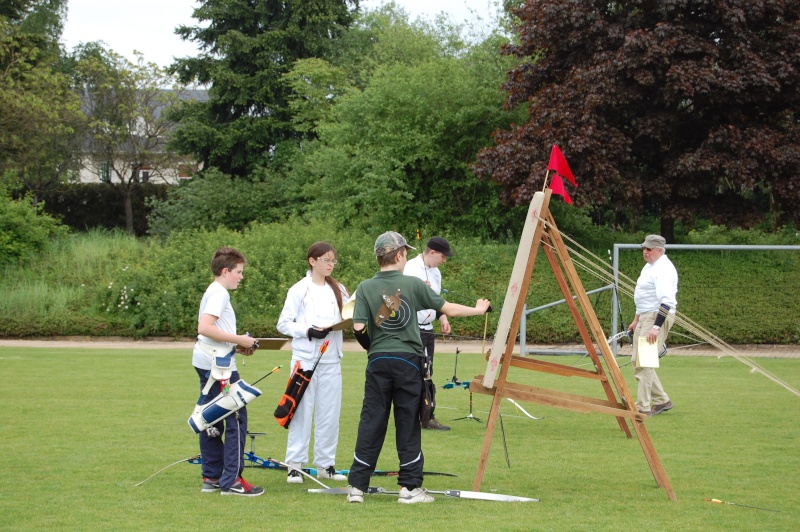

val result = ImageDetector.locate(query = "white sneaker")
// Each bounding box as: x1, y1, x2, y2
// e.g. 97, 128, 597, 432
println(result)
317, 465, 347, 481
347, 486, 364, 503
398, 487, 434, 504
286, 462, 303, 484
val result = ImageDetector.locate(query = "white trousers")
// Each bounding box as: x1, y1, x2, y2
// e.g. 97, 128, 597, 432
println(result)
284, 359, 342, 468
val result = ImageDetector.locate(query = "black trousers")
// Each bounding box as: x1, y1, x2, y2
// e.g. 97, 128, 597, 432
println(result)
348, 352, 424, 491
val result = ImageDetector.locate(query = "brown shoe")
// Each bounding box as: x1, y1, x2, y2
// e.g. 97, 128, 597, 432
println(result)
638, 409, 653, 418
653, 401, 674, 415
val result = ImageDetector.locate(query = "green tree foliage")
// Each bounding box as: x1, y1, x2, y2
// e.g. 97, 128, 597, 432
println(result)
17, 0, 66, 43
0, 17, 85, 200
0, 185, 66, 264
73, 44, 190, 234
170, 0, 358, 176
475, 0, 800, 239
290, 10, 527, 239
146, 168, 291, 236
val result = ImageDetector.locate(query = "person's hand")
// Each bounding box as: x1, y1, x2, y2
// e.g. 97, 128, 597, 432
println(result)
440, 315, 451, 335
307, 326, 332, 340
476, 299, 491, 314
646, 326, 659, 344
237, 334, 257, 349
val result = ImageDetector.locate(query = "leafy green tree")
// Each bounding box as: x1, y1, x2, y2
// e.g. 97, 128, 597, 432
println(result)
287, 9, 526, 239
0, 17, 85, 200
475, 0, 800, 239
74, 45, 189, 234
170, 0, 359, 176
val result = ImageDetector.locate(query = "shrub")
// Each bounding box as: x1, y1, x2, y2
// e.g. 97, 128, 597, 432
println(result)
0, 186, 67, 264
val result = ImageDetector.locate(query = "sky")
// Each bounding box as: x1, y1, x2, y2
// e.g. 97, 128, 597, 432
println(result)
60, 1, 499, 69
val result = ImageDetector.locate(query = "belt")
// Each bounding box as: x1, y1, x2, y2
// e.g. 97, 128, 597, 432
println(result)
195, 341, 234, 358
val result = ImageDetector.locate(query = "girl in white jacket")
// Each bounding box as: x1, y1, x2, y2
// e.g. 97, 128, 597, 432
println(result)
276, 242, 349, 483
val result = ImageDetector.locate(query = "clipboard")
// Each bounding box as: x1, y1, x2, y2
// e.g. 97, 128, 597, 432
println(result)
637, 337, 660, 368
330, 291, 356, 331
253, 338, 290, 351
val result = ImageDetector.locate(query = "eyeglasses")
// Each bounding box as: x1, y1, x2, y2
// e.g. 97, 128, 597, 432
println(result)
641, 247, 653, 251
317, 258, 338, 265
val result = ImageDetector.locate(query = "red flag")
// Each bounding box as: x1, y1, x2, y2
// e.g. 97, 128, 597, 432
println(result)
548, 145, 576, 185
548, 173, 572, 204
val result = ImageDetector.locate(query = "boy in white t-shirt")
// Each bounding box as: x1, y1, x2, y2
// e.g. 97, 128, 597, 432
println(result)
193, 247, 261, 496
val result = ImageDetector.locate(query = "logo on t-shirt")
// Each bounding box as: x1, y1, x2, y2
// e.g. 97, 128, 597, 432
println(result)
374, 289, 413, 330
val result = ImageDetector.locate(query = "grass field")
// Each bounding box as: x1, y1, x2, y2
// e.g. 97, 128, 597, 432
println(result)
1, 345, 798, 530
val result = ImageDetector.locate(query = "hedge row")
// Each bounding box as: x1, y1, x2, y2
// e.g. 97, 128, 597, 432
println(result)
1, 222, 798, 343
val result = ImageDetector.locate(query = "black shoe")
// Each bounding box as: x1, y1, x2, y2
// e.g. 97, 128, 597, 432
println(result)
221, 477, 264, 497
201, 477, 220, 492
425, 418, 450, 431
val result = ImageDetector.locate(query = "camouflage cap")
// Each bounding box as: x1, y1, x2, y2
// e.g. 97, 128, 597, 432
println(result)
374, 231, 416, 257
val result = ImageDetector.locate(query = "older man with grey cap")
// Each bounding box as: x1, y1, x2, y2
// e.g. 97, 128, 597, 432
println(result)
627, 234, 678, 417
404, 236, 454, 431
346, 231, 490, 504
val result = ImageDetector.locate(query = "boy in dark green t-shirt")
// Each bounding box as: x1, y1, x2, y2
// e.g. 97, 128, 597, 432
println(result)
346, 231, 491, 504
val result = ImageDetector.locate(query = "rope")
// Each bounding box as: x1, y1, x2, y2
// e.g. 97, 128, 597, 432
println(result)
534, 216, 800, 398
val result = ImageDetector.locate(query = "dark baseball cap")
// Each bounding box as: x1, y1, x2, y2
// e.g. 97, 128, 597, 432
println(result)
427, 236, 453, 257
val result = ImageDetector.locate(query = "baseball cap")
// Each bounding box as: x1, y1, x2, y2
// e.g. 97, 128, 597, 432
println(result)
641, 234, 666, 248
374, 231, 416, 257
427, 236, 454, 257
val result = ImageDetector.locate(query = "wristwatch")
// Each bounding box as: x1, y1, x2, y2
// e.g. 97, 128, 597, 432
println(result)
651, 325, 661, 330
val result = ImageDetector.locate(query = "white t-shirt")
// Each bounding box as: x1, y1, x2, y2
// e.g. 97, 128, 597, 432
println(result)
192, 281, 238, 371
403, 254, 441, 330
634, 254, 679, 315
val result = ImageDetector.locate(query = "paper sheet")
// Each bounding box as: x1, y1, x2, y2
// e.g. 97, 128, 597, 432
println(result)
637, 337, 660, 368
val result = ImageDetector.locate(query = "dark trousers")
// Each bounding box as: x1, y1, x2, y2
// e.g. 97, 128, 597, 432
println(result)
420, 329, 437, 419
348, 352, 424, 491
194, 367, 247, 490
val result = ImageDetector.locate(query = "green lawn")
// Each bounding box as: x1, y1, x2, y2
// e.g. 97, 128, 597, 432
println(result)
1, 346, 798, 530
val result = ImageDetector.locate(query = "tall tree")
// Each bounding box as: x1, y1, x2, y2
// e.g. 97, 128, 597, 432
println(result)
475, 0, 800, 238
74, 45, 189, 234
170, 0, 358, 177
0, 17, 84, 200
288, 7, 526, 239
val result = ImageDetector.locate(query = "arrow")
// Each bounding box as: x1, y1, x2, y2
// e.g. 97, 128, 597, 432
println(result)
705, 498, 780, 513
308, 486, 538, 502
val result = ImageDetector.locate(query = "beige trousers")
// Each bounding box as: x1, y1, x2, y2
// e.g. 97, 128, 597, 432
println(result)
632, 311, 675, 411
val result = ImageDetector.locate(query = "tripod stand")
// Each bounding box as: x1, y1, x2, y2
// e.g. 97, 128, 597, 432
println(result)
444, 348, 482, 423
453, 389, 482, 423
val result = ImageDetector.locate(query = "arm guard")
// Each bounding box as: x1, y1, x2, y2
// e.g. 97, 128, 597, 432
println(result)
653, 303, 670, 328
354, 327, 371, 351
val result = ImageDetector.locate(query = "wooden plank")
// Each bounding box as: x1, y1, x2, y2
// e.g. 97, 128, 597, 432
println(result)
482, 191, 547, 386
509, 356, 608, 381
470, 378, 636, 418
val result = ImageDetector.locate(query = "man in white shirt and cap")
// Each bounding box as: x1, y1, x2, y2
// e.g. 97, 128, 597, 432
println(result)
404, 236, 454, 430
627, 234, 678, 417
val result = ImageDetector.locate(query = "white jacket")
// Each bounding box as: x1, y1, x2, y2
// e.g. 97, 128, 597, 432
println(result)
276, 274, 348, 362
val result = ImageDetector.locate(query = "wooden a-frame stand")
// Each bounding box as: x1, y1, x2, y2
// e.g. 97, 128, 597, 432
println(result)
470, 190, 676, 500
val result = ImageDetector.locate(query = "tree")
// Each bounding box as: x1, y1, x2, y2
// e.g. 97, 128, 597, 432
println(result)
169, 0, 359, 177
0, 17, 85, 200
287, 7, 527, 239
475, 0, 800, 239
74, 45, 189, 234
